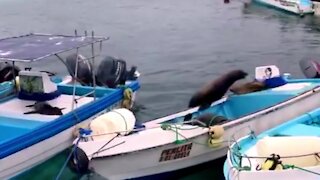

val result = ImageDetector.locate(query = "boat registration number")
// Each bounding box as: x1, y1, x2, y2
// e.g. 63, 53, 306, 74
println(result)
159, 143, 193, 162
276, 0, 296, 7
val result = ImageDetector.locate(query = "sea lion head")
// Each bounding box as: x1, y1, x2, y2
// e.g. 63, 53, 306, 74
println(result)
229, 69, 248, 80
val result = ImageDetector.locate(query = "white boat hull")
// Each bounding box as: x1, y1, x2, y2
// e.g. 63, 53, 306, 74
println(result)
254, 0, 314, 15
91, 135, 226, 180
89, 86, 320, 179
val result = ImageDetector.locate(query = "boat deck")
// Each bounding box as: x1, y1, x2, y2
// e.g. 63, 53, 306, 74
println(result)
0, 94, 95, 144
236, 106, 320, 155
277, 124, 320, 136
0, 94, 94, 121
259, 106, 320, 138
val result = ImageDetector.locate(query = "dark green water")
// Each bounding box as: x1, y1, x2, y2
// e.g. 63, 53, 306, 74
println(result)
2, 0, 320, 179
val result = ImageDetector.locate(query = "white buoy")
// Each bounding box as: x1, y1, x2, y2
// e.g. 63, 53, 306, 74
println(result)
90, 108, 136, 141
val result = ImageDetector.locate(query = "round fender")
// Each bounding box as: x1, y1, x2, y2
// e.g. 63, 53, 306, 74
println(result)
68, 146, 89, 174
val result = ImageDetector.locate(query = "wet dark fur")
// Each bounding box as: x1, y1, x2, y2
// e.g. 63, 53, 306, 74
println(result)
190, 113, 228, 127
188, 70, 248, 110
24, 101, 65, 115
230, 81, 266, 95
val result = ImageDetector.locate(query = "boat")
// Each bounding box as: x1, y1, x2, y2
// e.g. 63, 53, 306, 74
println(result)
0, 32, 140, 179
248, 0, 314, 16
223, 105, 320, 180
68, 65, 320, 180
313, 0, 320, 15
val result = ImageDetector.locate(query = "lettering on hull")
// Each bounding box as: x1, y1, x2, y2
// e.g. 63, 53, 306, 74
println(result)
159, 143, 193, 162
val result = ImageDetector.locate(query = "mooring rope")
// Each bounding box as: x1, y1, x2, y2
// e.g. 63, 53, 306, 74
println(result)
229, 150, 320, 178
160, 123, 234, 146
232, 151, 320, 160
89, 133, 120, 157
283, 164, 320, 176
55, 136, 81, 180
80, 119, 204, 138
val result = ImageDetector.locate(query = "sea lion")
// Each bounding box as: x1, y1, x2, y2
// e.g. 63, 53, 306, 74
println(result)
188, 69, 248, 110
190, 113, 228, 127
230, 81, 266, 95
24, 101, 65, 115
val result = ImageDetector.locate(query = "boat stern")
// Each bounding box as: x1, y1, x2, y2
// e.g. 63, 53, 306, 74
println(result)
298, 0, 315, 14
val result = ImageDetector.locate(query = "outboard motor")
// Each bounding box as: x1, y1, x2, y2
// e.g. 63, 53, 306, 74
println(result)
65, 53, 93, 86
127, 66, 139, 81
299, 59, 320, 78
96, 56, 130, 88
0, 62, 20, 83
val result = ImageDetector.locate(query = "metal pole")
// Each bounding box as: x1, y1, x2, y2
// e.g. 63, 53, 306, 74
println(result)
71, 48, 80, 110
99, 40, 103, 55
12, 61, 17, 93
91, 31, 97, 100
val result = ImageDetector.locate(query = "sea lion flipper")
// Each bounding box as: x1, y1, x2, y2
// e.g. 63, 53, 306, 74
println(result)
24, 110, 38, 114
26, 104, 35, 108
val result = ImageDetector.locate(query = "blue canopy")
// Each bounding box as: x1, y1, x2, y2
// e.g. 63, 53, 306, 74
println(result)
0, 33, 107, 62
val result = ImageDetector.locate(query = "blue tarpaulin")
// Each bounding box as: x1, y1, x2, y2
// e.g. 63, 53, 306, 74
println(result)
0, 33, 107, 62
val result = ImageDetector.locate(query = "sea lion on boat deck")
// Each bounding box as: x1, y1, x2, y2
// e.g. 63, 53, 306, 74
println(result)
230, 80, 266, 95
190, 113, 228, 127
24, 101, 65, 115
188, 69, 248, 110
